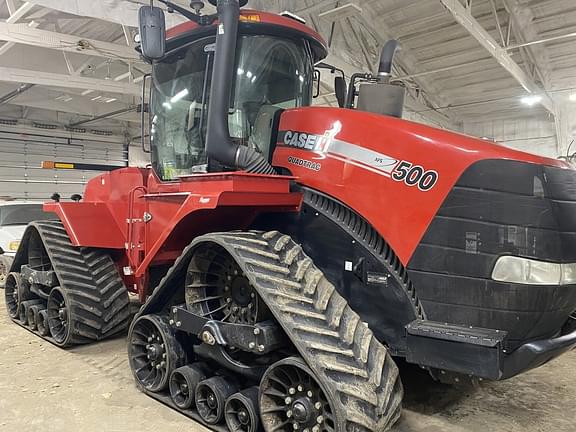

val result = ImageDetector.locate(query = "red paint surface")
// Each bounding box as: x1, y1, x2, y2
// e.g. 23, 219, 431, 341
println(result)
273, 107, 569, 265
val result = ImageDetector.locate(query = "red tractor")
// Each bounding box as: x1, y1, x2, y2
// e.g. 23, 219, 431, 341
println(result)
5, 1, 576, 431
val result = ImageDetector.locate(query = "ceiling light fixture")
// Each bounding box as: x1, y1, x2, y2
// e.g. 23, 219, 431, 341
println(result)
521, 95, 542, 106
569, 94, 576, 102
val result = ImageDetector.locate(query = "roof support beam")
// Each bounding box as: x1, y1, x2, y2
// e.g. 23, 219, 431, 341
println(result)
0, 66, 141, 95
440, 0, 555, 115
6, 2, 34, 23
0, 22, 141, 61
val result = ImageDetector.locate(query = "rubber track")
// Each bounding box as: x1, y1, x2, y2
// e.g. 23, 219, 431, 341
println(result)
196, 231, 403, 432
22, 221, 131, 346
303, 188, 425, 320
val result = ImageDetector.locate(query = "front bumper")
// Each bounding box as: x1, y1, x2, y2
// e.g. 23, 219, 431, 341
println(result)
405, 319, 576, 381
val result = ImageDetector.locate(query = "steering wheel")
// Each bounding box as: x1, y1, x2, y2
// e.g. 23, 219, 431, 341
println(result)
208, 0, 249, 7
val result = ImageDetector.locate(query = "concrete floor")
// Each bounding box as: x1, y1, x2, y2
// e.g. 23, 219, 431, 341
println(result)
0, 295, 574, 432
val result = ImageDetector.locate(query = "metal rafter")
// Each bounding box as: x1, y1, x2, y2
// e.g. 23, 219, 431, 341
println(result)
0, 66, 141, 95
0, 22, 141, 61
440, 0, 555, 115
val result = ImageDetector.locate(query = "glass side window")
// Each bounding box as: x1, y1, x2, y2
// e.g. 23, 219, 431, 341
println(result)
151, 37, 214, 181
150, 34, 314, 181
231, 36, 313, 155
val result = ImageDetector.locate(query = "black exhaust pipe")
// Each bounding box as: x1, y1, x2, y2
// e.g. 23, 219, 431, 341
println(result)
377, 40, 399, 82
205, 0, 275, 175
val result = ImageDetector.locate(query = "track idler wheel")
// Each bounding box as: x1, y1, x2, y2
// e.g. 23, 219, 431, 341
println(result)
260, 357, 336, 432
169, 363, 210, 409
196, 376, 238, 425
225, 387, 261, 432
47, 287, 73, 345
128, 314, 186, 393
0, 255, 13, 288
37, 309, 50, 336
4, 272, 20, 318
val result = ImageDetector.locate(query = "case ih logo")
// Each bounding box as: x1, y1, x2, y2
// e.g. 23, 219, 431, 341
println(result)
279, 130, 439, 191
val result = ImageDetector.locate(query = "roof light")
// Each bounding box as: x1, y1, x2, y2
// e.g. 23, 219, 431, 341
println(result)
569, 94, 576, 102
170, 89, 189, 103
521, 95, 542, 106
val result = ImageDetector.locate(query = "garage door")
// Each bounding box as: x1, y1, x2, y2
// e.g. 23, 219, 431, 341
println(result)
0, 126, 128, 201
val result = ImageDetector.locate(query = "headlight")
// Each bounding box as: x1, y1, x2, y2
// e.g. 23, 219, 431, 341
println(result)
8, 240, 20, 251
492, 256, 576, 285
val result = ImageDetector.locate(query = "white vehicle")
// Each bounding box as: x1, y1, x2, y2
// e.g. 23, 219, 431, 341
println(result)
0, 202, 57, 287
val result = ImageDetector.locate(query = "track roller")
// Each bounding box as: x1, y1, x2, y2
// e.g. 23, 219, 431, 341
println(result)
19, 299, 44, 325
196, 376, 238, 425
37, 309, 50, 336
169, 363, 211, 409
128, 314, 186, 393
27, 304, 44, 330
225, 387, 260, 432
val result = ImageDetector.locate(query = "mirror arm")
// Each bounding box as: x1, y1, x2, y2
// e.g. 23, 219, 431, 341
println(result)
157, 0, 217, 25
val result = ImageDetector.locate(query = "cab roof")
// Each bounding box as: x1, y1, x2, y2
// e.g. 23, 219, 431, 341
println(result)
166, 9, 328, 62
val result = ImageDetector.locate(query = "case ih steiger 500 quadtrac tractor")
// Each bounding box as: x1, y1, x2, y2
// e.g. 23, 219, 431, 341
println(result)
5, 0, 576, 431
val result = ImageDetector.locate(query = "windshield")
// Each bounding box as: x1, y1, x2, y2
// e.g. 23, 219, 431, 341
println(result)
150, 35, 314, 181
0, 205, 57, 226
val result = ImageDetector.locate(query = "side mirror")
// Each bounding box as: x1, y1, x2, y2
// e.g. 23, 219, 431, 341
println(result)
335, 76, 347, 108
139, 6, 166, 60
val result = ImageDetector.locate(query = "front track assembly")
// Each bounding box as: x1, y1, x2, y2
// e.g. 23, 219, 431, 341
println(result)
129, 231, 403, 432
4, 221, 131, 347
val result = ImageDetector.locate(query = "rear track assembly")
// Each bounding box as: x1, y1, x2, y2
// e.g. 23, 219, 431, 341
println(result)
5, 221, 131, 347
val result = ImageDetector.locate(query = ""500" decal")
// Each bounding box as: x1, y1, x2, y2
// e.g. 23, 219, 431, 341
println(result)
392, 161, 438, 191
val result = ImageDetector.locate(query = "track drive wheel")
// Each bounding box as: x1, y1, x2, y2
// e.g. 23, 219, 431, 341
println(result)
196, 376, 238, 425
225, 387, 261, 432
128, 314, 186, 393
169, 363, 210, 409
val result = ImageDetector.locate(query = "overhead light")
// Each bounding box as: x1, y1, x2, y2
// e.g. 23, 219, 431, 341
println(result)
162, 102, 172, 110
569, 94, 576, 102
170, 89, 189, 103
105, 98, 117, 103
521, 95, 542, 106
81, 90, 94, 96
91, 95, 102, 101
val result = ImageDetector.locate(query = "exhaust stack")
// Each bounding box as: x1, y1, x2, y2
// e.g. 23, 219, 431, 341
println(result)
205, 0, 275, 174
356, 39, 405, 118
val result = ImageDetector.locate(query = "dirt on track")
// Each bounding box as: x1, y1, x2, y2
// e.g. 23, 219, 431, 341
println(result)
0, 294, 574, 432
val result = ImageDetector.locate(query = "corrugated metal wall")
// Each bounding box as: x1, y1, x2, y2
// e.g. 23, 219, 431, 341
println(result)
0, 126, 127, 201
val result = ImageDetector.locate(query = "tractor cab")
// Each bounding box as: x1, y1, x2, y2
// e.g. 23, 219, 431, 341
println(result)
140, 3, 327, 181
